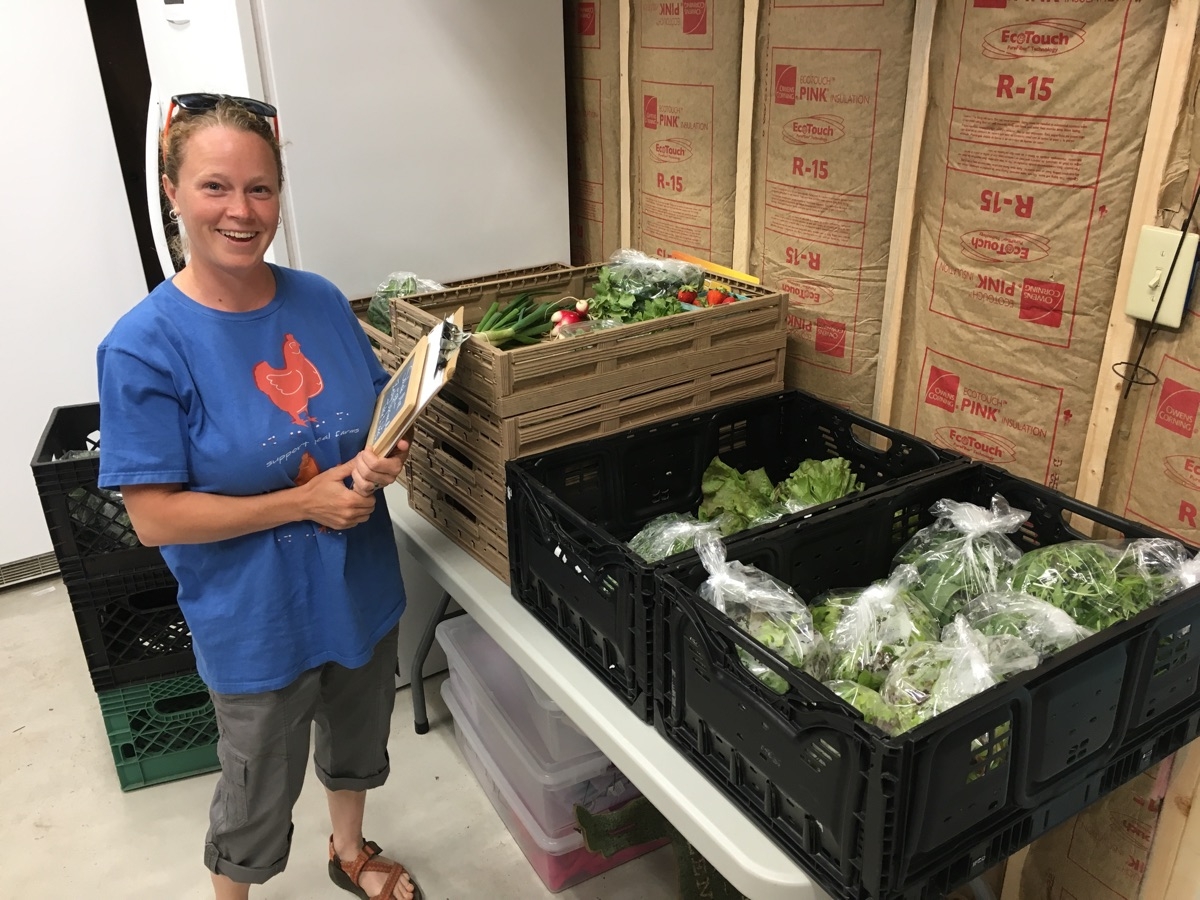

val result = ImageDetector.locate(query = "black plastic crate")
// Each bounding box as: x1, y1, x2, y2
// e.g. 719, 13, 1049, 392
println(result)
654, 462, 1200, 900
31, 403, 163, 577
65, 564, 195, 691
505, 390, 963, 722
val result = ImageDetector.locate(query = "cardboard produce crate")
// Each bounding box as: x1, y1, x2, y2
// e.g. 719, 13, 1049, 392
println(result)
398, 262, 788, 582
389, 263, 787, 418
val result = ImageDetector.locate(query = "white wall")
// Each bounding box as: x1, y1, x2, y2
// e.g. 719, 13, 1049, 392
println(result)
255, 0, 571, 298
0, 4, 147, 565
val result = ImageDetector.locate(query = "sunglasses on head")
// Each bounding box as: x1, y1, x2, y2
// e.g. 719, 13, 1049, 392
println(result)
162, 93, 281, 156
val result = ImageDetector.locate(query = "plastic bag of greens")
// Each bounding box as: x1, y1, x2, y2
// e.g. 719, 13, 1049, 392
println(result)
1007, 539, 1180, 632
961, 591, 1094, 657
587, 248, 703, 324
771, 457, 863, 512
1124, 537, 1197, 598
825, 680, 902, 735
697, 533, 831, 693
882, 617, 1037, 733
810, 565, 938, 690
603, 248, 703, 299
627, 512, 723, 563
878, 641, 952, 733
698, 457, 779, 535
894, 495, 1029, 624
367, 270, 446, 335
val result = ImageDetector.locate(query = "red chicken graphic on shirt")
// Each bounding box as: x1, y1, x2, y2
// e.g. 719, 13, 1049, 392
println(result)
253, 333, 324, 426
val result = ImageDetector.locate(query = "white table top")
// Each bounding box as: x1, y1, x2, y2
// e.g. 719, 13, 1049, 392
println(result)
387, 484, 828, 900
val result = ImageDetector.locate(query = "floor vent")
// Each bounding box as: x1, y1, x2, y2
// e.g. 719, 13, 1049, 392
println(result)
0, 553, 60, 589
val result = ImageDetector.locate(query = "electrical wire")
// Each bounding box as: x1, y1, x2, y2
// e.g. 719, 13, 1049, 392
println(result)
1116, 174, 1200, 398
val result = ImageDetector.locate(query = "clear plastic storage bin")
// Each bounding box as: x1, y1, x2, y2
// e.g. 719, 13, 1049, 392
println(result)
437, 614, 597, 762
442, 680, 667, 892
436, 615, 632, 835
516, 669, 598, 761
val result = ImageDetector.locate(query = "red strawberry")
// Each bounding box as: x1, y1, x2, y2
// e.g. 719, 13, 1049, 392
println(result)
706, 289, 726, 306
678, 289, 697, 303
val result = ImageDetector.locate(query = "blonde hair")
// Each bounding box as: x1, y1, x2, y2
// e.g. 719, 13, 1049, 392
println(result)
161, 97, 284, 189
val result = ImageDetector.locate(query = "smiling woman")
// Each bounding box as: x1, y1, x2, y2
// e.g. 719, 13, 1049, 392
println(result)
95, 94, 424, 900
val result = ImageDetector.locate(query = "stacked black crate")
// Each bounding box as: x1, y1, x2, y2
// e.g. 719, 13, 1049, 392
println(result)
31, 403, 217, 789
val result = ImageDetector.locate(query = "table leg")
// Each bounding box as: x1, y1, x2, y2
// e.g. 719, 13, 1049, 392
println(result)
410, 590, 465, 734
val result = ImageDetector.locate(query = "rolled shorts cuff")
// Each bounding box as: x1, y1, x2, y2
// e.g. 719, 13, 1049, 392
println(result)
203, 841, 289, 884
315, 759, 390, 793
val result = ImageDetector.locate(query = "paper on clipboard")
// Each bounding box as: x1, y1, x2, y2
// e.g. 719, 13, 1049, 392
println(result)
367, 307, 466, 456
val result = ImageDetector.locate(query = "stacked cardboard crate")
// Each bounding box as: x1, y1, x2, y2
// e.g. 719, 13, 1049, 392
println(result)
387, 263, 789, 582
31, 404, 218, 790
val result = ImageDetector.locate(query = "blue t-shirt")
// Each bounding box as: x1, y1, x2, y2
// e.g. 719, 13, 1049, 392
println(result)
97, 265, 406, 694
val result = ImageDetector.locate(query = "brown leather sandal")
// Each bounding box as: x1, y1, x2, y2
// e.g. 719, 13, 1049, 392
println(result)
328, 837, 424, 900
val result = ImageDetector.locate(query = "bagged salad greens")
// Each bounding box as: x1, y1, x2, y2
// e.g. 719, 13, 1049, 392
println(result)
1126, 538, 1200, 598
1007, 538, 1185, 632
627, 512, 724, 563
696, 533, 831, 693
586, 249, 701, 324
961, 591, 1093, 657
366, 270, 446, 335
825, 680, 902, 735
880, 617, 1038, 734
895, 495, 1029, 624
810, 565, 939, 690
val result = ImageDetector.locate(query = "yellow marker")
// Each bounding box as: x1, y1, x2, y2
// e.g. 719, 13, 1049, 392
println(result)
668, 252, 760, 285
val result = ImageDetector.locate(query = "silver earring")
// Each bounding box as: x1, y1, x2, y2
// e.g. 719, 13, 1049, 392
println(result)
168, 208, 180, 222
277, 215, 283, 225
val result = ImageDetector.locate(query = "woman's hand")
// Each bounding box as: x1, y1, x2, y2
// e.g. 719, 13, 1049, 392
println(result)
303, 460, 377, 529
349, 440, 410, 497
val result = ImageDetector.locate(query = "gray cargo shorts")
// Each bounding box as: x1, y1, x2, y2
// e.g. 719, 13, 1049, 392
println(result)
202, 625, 400, 884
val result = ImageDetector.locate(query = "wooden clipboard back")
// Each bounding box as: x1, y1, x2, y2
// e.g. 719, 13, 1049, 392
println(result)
367, 307, 466, 456
367, 338, 428, 457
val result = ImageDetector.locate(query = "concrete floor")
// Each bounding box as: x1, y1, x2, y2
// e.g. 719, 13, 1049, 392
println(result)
0, 576, 678, 899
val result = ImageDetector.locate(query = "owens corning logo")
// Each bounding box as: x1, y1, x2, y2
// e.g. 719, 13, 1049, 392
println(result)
775, 65, 797, 106
650, 138, 693, 163
983, 20, 1086, 60
925, 366, 960, 413
1019, 278, 1065, 329
932, 427, 1018, 464
644, 95, 658, 131
1163, 455, 1200, 492
577, 2, 597, 37
814, 319, 846, 358
960, 230, 1050, 264
1156, 378, 1200, 438
782, 280, 835, 307
682, 0, 707, 35
782, 115, 845, 146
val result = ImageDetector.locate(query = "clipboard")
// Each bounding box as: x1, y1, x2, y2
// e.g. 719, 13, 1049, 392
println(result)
367, 307, 467, 456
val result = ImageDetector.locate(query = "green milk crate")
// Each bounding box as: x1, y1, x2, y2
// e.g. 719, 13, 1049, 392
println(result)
98, 672, 220, 791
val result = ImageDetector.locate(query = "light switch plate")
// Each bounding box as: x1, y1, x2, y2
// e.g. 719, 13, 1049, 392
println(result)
1126, 225, 1198, 329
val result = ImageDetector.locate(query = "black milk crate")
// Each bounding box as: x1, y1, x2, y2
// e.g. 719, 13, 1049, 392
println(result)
505, 389, 962, 724
65, 564, 195, 692
31, 403, 163, 577
654, 462, 1200, 900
